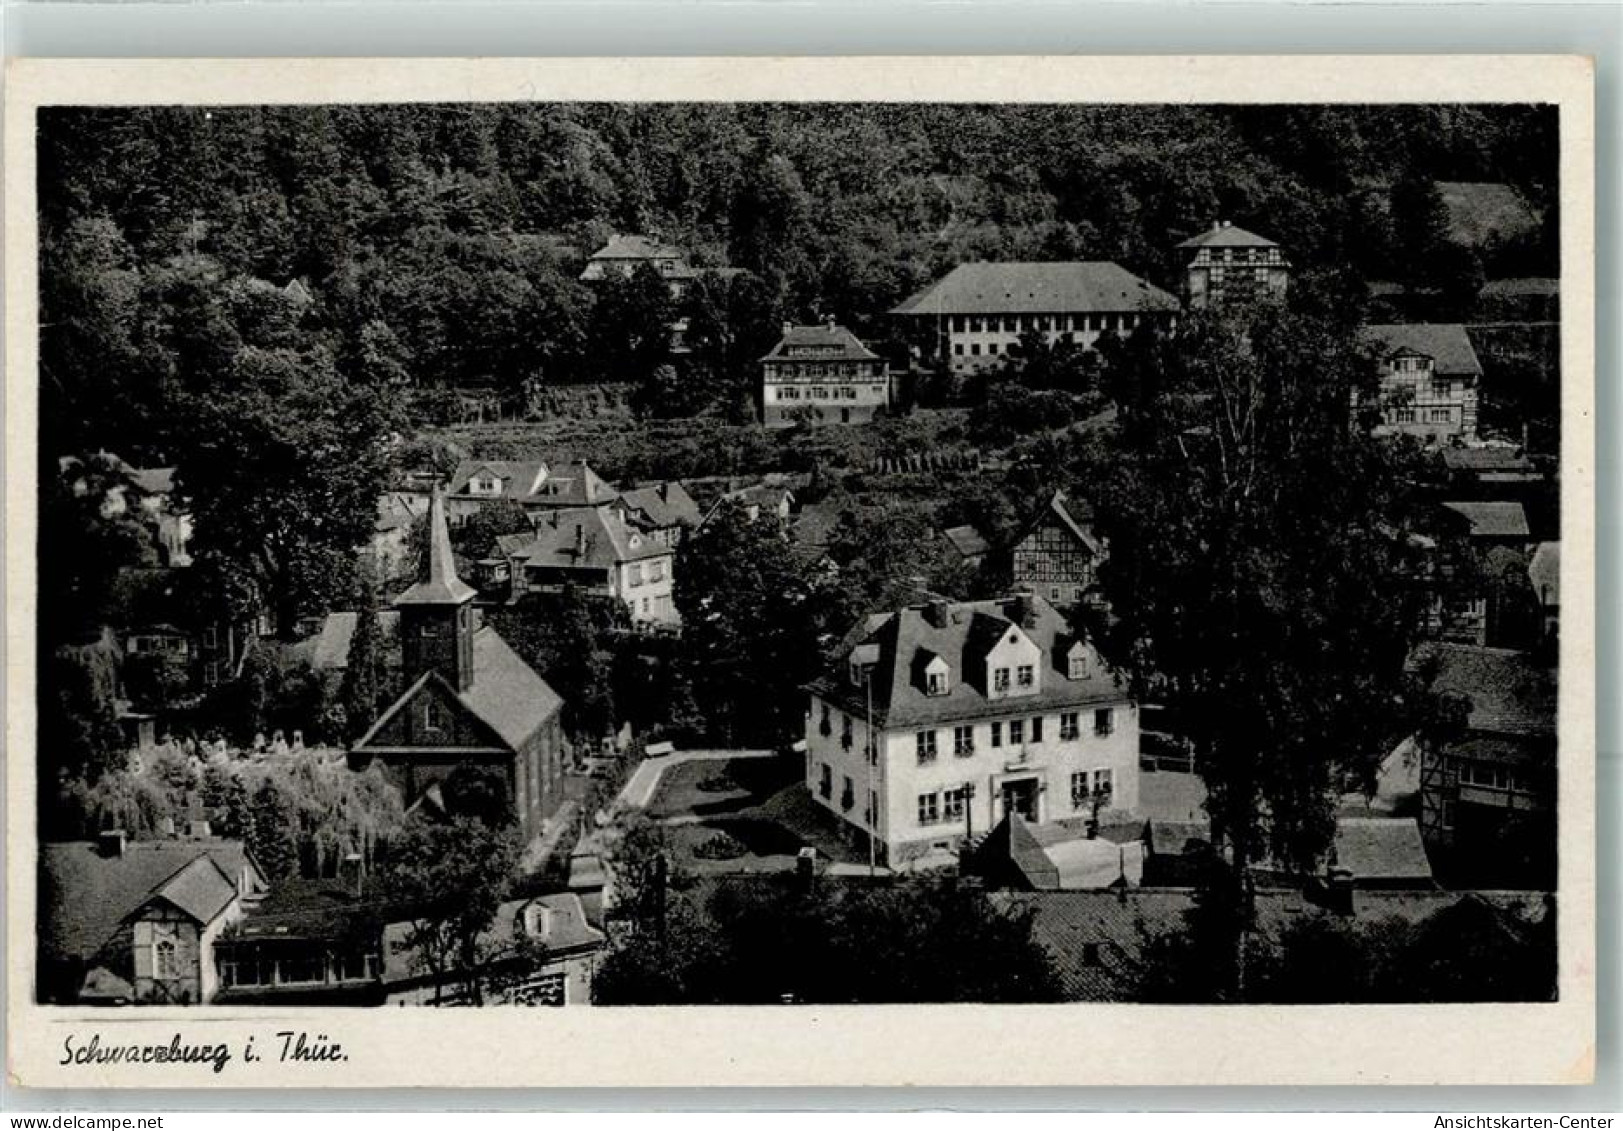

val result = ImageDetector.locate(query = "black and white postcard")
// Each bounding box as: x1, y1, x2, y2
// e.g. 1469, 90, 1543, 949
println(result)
3, 56, 1596, 1087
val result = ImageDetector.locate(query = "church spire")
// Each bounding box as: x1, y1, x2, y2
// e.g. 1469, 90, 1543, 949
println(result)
396, 488, 477, 607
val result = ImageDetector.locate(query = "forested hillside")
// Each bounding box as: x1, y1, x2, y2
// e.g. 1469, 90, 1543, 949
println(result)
40, 102, 1558, 461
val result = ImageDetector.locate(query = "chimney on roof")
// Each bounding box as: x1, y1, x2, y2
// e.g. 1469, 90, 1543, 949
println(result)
825, 313, 838, 330
923, 598, 951, 630
1212, 221, 1222, 232
1014, 590, 1038, 629
782, 320, 793, 337
1324, 866, 1356, 916
98, 829, 127, 858
574, 523, 586, 559
660, 482, 672, 503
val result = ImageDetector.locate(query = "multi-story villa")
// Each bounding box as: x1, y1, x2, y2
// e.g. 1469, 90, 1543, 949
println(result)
804, 593, 1139, 867
509, 505, 678, 626
760, 319, 889, 427
1175, 221, 1291, 310
1359, 323, 1484, 443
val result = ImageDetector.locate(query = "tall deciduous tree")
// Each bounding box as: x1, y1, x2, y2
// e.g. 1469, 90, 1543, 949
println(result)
673, 500, 846, 745
1090, 307, 1441, 911
382, 765, 522, 1006
176, 345, 396, 637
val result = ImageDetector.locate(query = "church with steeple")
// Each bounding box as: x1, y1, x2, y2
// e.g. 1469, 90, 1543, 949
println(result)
348, 490, 566, 840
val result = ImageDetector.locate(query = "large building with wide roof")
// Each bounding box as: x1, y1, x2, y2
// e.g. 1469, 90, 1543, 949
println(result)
890, 261, 1177, 374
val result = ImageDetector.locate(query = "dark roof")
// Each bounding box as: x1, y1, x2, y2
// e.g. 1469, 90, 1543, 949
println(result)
1410, 643, 1556, 739
942, 524, 990, 561
523, 506, 671, 571
760, 323, 881, 364
394, 491, 477, 606
353, 625, 562, 754
588, 234, 685, 261
1438, 447, 1538, 474
891, 262, 1178, 317
462, 627, 565, 749
1019, 490, 1100, 555
297, 609, 401, 672
448, 459, 617, 508
1361, 324, 1483, 377
229, 878, 399, 944
1175, 222, 1281, 250
139, 855, 240, 924
39, 840, 259, 964
1441, 500, 1531, 539
620, 482, 702, 530
811, 593, 1129, 729
1330, 819, 1433, 883
994, 888, 1545, 1001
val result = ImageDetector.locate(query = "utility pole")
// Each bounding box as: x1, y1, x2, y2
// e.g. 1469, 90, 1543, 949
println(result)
865, 666, 876, 878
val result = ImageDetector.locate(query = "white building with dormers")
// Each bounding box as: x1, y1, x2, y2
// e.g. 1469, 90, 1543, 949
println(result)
803, 593, 1140, 867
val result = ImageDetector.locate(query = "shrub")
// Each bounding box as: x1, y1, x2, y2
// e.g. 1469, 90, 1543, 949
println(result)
691, 830, 748, 860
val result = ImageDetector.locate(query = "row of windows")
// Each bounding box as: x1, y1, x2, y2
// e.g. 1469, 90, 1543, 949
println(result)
816, 767, 880, 826
917, 786, 969, 825
1386, 407, 1457, 425
948, 313, 1146, 335
914, 709, 1114, 763
774, 384, 880, 401
625, 559, 667, 586
766, 362, 883, 378
1196, 246, 1285, 265
1390, 357, 1434, 375
1454, 760, 1536, 794
1069, 768, 1115, 808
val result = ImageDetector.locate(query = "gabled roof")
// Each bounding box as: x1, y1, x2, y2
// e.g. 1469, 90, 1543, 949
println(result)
39, 840, 259, 964
1361, 324, 1483, 378
588, 234, 685, 262
811, 593, 1128, 729
353, 625, 563, 754
760, 323, 881, 364
525, 506, 670, 572
448, 460, 549, 500
1528, 542, 1559, 607
1410, 643, 1556, 739
890, 262, 1178, 317
395, 490, 477, 606
136, 855, 240, 925
463, 628, 565, 749
1019, 490, 1101, 556
620, 482, 702, 530
1175, 222, 1281, 250
1440, 500, 1530, 539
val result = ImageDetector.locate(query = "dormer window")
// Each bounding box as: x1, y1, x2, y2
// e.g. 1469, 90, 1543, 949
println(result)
1066, 641, 1090, 680
927, 671, 948, 696
993, 667, 1011, 693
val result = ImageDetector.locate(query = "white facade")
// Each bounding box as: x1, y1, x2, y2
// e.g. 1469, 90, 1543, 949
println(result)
805, 694, 1139, 867
940, 311, 1153, 373
612, 555, 678, 625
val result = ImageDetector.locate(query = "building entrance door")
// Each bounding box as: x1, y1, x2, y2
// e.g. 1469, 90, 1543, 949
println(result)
1001, 777, 1039, 823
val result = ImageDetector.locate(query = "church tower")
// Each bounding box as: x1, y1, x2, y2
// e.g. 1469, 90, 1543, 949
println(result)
394, 488, 478, 692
